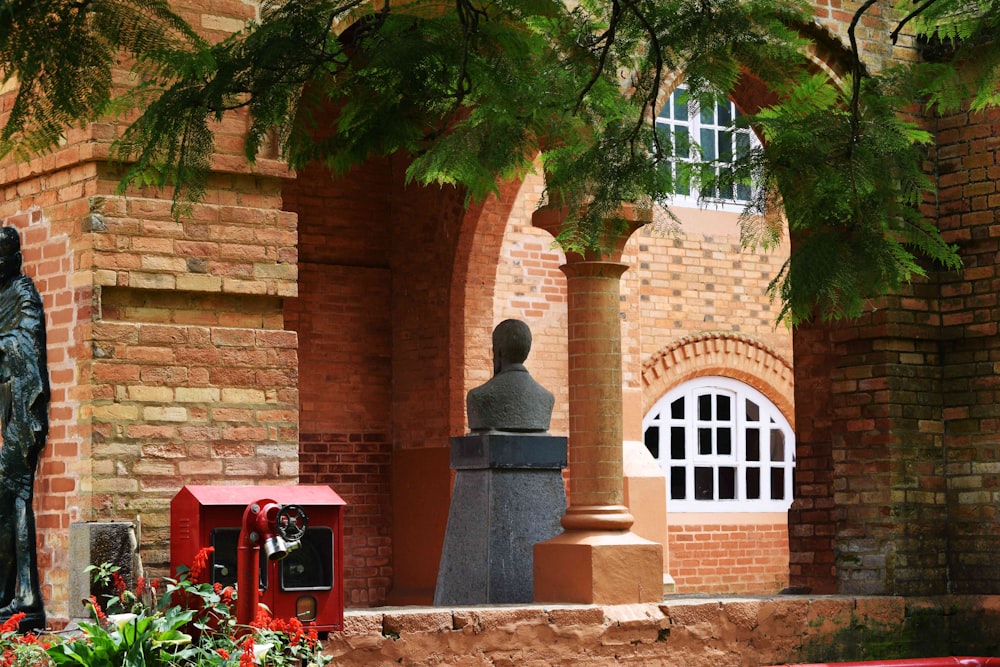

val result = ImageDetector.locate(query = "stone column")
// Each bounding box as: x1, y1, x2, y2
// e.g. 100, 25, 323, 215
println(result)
531, 205, 662, 604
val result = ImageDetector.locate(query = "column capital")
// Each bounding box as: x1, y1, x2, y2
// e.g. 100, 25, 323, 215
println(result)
559, 260, 629, 280
531, 203, 651, 263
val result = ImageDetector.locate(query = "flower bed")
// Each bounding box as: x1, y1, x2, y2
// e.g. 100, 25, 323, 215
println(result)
0, 548, 331, 667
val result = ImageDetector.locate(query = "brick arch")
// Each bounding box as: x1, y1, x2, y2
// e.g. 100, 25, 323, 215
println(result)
641, 332, 794, 427
449, 179, 527, 435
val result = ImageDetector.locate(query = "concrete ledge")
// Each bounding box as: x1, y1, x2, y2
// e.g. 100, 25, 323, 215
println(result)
325, 595, 1000, 665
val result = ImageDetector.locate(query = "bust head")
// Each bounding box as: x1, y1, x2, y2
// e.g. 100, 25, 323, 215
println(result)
492, 319, 531, 374
468, 319, 554, 432
0, 227, 22, 286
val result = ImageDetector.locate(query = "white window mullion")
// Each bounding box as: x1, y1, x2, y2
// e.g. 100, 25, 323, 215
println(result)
642, 376, 795, 513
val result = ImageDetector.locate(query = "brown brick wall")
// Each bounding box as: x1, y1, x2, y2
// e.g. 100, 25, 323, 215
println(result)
788, 103, 1000, 596
668, 518, 790, 594
935, 105, 1000, 595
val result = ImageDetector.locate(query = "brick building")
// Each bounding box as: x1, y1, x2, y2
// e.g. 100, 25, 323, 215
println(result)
0, 0, 996, 626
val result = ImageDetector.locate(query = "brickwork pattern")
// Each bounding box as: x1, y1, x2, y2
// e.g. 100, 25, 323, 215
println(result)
640, 332, 794, 423
285, 262, 393, 606
788, 104, 1000, 596
933, 105, 1000, 595
631, 221, 793, 366
89, 301, 300, 568
668, 520, 789, 594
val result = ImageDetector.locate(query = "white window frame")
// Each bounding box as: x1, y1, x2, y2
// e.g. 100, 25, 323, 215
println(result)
642, 376, 795, 513
655, 86, 759, 213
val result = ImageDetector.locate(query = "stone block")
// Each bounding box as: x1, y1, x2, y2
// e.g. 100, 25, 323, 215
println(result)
434, 434, 567, 606
68, 522, 140, 619
533, 531, 663, 605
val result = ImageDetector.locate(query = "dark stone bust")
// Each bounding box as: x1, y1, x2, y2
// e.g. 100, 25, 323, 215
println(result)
466, 319, 554, 433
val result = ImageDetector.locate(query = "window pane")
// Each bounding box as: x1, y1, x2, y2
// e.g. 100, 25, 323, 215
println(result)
716, 394, 731, 421
698, 394, 712, 420
670, 397, 685, 420
746, 428, 760, 461
670, 467, 686, 500
675, 164, 691, 196
746, 468, 761, 499
644, 426, 659, 459
694, 467, 713, 500
700, 128, 716, 160
719, 130, 733, 161
670, 426, 686, 459
771, 467, 784, 500
770, 430, 785, 462
718, 427, 732, 456
719, 467, 736, 499
655, 126, 671, 157
746, 400, 759, 421
736, 132, 750, 159
737, 181, 752, 202
701, 102, 714, 125
698, 428, 712, 455
673, 89, 688, 122
718, 102, 732, 126
718, 167, 734, 200
675, 127, 691, 158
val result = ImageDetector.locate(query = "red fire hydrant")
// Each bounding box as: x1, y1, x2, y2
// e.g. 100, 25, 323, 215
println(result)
235, 499, 308, 628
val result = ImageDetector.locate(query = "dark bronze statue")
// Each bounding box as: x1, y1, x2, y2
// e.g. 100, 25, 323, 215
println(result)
0, 227, 49, 630
466, 319, 554, 433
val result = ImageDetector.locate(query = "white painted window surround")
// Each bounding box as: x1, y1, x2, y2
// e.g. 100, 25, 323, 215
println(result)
655, 86, 758, 213
642, 376, 795, 513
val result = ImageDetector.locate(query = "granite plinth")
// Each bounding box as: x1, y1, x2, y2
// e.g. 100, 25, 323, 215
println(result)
434, 434, 567, 606
450, 432, 567, 469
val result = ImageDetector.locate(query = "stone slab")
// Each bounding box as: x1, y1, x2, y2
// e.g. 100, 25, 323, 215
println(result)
450, 433, 567, 469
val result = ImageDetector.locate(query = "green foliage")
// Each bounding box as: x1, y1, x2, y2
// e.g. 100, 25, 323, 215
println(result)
22, 556, 332, 667
47, 608, 196, 667
0, 0, 200, 159
0, 0, 996, 322
901, 0, 1000, 111
741, 72, 960, 323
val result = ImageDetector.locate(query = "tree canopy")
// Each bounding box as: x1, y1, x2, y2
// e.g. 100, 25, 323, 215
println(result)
0, 0, 997, 323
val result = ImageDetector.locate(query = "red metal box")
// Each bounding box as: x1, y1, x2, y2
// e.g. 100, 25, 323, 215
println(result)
170, 485, 346, 633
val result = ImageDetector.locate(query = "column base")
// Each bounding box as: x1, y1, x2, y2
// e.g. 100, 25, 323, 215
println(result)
533, 530, 663, 604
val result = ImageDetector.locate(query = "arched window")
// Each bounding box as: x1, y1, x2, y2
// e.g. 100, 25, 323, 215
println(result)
655, 86, 757, 211
642, 376, 795, 512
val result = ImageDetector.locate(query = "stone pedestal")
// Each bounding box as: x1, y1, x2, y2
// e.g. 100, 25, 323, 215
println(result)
534, 531, 663, 604
434, 433, 567, 605
68, 522, 141, 619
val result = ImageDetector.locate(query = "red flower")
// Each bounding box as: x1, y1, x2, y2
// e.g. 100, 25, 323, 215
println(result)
188, 546, 215, 585
217, 647, 231, 659
0, 612, 24, 634
135, 576, 146, 596
86, 596, 106, 622
239, 636, 255, 667
250, 604, 271, 629
267, 616, 305, 644
112, 571, 128, 596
